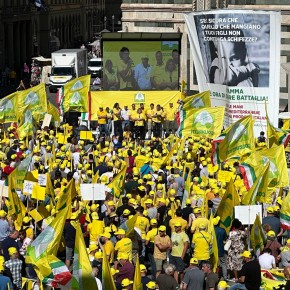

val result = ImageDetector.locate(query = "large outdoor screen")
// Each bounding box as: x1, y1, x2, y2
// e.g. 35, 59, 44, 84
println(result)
102, 41, 180, 91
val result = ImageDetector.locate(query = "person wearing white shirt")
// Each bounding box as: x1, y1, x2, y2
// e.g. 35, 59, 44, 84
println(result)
258, 248, 276, 270
121, 105, 130, 130
134, 55, 152, 90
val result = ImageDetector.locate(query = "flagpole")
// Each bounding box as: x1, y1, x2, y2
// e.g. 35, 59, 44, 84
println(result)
35, 198, 39, 236
248, 205, 251, 251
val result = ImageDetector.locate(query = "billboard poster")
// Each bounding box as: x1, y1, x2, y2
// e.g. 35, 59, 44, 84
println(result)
184, 10, 281, 135
103, 41, 180, 91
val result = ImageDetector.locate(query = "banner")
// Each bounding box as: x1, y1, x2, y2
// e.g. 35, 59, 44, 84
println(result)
0, 92, 18, 123
185, 10, 281, 135
90, 91, 180, 121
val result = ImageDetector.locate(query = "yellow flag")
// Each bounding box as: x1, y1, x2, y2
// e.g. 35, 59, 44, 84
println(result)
47, 101, 61, 125
282, 118, 290, 130
281, 189, 290, 230
267, 116, 290, 148
160, 138, 180, 169
108, 162, 127, 198
63, 75, 91, 113
133, 255, 142, 290
215, 179, 240, 234
0, 92, 18, 123
250, 215, 267, 252
102, 248, 116, 290
240, 145, 289, 189
125, 214, 138, 238
212, 115, 255, 164
31, 184, 46, 201
179, 106, 225, 139
242, 163, 269, 205
72, 222, 98, 289
17, 83, 47, 123
183, 90, 211, 110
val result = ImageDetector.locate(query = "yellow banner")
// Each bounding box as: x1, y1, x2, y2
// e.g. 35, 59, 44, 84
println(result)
90, 90, 180, 121
0, 92, 18, 123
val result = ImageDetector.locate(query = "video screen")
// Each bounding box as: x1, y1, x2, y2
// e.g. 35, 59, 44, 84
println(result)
103, 41, 180, 91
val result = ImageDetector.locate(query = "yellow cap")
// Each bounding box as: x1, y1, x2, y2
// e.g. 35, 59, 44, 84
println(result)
240, 250, 252, 258
267, 207, 274, 213
123, 209, 130, 216
193, 207, 201, 214
174, 222, 182, 227
101, 232, 111, 239
115, 229, 126, 235
87, 244, 98, 253
218, 281, 230, 288
144, 199, 153, 204
267, 230, 275, 237
150, 219, 157, 225
185, 198, 191, 205
8, 247, 18, 256
91, 212, 99, 220
190, 257, 198, 264
108, 201, 116, 206
117, 253, 129, 260
159, 225, 166, 231
146, 281, 156, 289
91, 204, 99, 211
121, 278, 133, 287
0, 210, 7, 218
23, 216, 32, 224
110, 268, 119, 276
94, 251, 103, 259
140, 264, 147, 272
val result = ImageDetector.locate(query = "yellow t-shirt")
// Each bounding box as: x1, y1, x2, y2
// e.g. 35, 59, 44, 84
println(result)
166, 107, 176, 121
135, 112, 146, 127
152, 109, 165, 123
26, 227, 34, 240
191, 217, 209, 235
113, 108, 121, 121
151, 63, 166, 87
115, 237, 133, 261
87, 220, 104, 243
135, 216, 150, 239
169, 217, 188, 232
171, 232, 189, 257
129, 110, 137, 122
146, 228, 158, 243
146, 108, 155, 121
192, 231, 212, 260
154, 234, 171, 260
104, 240, 115, 263
97, 110, 107, 125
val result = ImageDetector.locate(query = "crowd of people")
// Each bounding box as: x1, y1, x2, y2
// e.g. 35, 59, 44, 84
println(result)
0, 99, 289, 290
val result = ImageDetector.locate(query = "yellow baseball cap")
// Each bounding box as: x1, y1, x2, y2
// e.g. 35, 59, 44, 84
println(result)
146, 281, 156, 289
193, 207, 201, 214
108, 201, 116, 207
144, 199, 153, 204
117, 253, 129, 260
121, 278, 133, 287
174, 222, 182, 227
218, 281, 230, 288
159, 225, 166, 232
140, 264, 147, 272
267, 230, 275, 237
0, 210, 7, 218
240, 250, 252, 258
267, 207, 274, 213
110, 268, 119, 276
101, 232, 111, 239
123, 209, 130, 216
190, 257, 198, 264
8, 247, 18, 256
150, 219, 157, 225
94, 251, 103, 259
115, 229, 126, 235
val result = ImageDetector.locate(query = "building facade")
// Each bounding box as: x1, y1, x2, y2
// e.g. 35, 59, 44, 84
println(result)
121, 0, 290, 110
0, 0, 105, 72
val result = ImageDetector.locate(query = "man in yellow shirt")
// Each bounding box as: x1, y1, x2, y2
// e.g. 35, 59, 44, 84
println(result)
100, 232, 114, 263
97, 106, 109, 136
192, 223, 212, 262
190, 207, 209, 237
169, 208, 188, 232
115, 228, 133, 261
165, 103, 177, 135
135, 148, 148, 170
170, 222, 189, 282
87, 212, 104, 245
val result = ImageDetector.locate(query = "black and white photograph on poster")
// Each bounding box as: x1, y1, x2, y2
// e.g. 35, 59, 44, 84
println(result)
194, 13, 270, 88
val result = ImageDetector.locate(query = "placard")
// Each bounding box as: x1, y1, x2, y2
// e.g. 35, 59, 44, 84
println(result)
23, 180, 36, 195
234, 205, 262, 225
80, 131, 93, 140
31, 184, 46, 201
29, 204, 50, 222
57, 133, 65, 144
0, 184, 8, 198
38, 174, 47, 186
80, 183, 106, 201
41, 113, 52, 129
218, 170, 233, 183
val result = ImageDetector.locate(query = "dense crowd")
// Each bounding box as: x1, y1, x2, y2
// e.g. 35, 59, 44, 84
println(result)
0, 100, 289, 290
